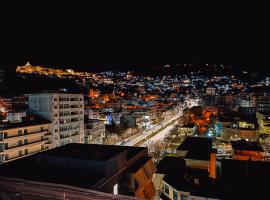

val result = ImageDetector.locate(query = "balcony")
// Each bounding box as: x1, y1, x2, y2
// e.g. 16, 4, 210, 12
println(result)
71, 132, 80, 137
4, 140, 47, 153
59, 107, 70, 110
70, 105, 79, 109
59, 129, 72, 134
60, 134, 71, 139
4, 130, 48, 142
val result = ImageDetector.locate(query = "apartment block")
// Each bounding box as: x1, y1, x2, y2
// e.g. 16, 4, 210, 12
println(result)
0, 116, 50, 163
28, 93, 84, 148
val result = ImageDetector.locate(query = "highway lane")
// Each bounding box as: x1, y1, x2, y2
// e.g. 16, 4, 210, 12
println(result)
123, 110, 183, 147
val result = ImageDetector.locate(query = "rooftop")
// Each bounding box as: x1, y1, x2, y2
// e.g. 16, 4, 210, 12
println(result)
39, 143, 146, 161
163, 168, 221, 198
156, 156, 186, 175
221, 159, 270, 199
177, 136, 213, 161
231, 140, 264, 152
0, 144, 148, 189
0, 116, 50, 130
0, 157, 104, 189
126, 156, 153, 173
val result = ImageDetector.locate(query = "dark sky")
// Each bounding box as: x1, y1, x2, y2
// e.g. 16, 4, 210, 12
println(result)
1, 3, 270, 72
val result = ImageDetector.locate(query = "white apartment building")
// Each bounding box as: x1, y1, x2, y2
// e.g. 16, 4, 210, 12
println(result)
28, 93, 84, 147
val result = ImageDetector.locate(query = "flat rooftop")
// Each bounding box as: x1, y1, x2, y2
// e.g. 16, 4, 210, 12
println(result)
0, 144, 148, 189
231, 140, 264, 152
156, 156, 186, 175
221, 159, 270, 199
0, 116, 50, 130
39, 143, 147, 161
177, 136, 213, 161
0, 157, 104, 189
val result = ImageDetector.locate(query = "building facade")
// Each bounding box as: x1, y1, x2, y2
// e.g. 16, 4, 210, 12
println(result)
0, 117, 50, 163
256, 112, 270, 135
85, 119, 106, 144
28, 93, 84, 148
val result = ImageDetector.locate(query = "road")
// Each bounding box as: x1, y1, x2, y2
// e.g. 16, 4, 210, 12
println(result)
141, 120, 178, 152
117, 109, 183, 147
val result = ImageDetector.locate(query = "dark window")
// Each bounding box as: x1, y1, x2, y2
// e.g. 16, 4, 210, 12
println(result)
19, 140, 23, 146
41, 127, 44, 131
24, 139, 28, 144
164, 184, 169, 195
19, 150, 24, 156
0, 132, 3, 140
18, 130, 22, 136
54, 98, 57, 101
24, 149, 28, 155
24, 129, 28, 134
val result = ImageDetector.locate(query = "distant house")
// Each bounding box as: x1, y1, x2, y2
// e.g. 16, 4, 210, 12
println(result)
176, 136, 217, 179
154, 156, 221, 200
231, 140, 265, 161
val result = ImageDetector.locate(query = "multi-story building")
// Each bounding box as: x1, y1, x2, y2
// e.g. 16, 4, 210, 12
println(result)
85, 108, 100, 119
0, 116, 51, 163
0, 143, 156, 200
6, 111, 26, 123
85, 119, 106, 144
154, 136, 221, 200
0, 97, 12, 113
12, 94, 28, 110
256, 112, 270, 135
206, 87, 216, 96
240, 99, 250, 107
250, 95, 270, 107
28, 93, 84, 148
231, 140, 265, 161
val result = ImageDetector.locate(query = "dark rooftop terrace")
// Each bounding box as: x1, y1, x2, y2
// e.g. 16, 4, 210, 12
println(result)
0, 157, 104, 189
231, 140, 264, 152
0, 144, 148, 189
177, 136, 213, 161
39, 143, 147, 161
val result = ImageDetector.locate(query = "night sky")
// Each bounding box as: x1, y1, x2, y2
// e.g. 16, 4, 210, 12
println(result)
1, 3, 270, 73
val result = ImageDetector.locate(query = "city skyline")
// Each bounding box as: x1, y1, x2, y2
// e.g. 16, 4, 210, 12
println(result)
1, 3, 270, 200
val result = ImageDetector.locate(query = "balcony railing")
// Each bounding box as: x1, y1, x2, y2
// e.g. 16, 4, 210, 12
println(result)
71, 132, 79, 137
3, 130, 48, 142
60, 134, 71, 139
4, 140, 47, 153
